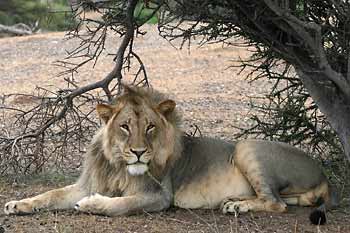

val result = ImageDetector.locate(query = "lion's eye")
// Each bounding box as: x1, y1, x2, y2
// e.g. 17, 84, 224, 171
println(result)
146, 124, 155, 133
120, 124, 129, 132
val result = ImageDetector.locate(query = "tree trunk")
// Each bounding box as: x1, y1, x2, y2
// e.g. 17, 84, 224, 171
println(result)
297, 69, 350, 161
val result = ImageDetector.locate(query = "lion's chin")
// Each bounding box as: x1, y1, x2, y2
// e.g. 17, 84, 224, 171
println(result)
127, 163, 149, 176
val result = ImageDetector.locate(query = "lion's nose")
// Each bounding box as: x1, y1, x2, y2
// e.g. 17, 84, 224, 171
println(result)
130, 148, 147, 159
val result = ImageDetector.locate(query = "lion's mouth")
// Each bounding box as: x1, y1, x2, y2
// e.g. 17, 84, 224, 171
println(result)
126, 162, 149, 176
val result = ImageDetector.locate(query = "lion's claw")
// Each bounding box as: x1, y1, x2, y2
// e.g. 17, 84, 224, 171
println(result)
222, 200, 251, 218
222, 200, 240, 217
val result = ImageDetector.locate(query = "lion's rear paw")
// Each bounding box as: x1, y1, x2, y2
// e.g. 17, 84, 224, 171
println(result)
222, 200, 250, 217
4, 200, 38, 215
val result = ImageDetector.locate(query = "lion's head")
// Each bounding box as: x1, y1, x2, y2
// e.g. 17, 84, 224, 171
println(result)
96, 86, 182, 178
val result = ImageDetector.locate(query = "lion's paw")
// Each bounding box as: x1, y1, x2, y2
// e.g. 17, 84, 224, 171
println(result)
75, 193, 110, 214
4, 200, 40, 215
222, 200, 250, 217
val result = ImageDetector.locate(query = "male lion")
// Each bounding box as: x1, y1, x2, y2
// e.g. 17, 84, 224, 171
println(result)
4, 85, 337, 224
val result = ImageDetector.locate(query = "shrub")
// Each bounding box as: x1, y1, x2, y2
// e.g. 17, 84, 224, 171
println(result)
0, 0, 76, 31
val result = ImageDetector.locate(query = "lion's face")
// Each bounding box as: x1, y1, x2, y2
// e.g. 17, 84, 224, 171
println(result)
96, 92, 177, 176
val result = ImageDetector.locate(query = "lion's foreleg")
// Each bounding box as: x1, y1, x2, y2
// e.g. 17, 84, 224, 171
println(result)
4, 184, 87, 215
75, 192, 170, 216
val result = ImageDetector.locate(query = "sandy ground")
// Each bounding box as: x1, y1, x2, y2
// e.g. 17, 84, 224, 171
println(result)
0, 25, 349, 233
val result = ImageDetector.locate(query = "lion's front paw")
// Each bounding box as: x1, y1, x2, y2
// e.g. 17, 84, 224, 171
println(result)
4, 200, 40, 215
222, 200, 250, 217
75, 193, 110, 215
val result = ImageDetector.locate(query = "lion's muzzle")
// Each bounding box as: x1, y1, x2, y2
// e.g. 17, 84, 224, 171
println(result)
125, 148, 150, 175
127, 162, 149, 176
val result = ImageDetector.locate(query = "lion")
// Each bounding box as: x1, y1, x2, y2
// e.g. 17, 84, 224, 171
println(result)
4, 85, 338, 224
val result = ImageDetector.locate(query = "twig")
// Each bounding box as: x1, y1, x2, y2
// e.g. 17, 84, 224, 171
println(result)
6, 0, 139, 146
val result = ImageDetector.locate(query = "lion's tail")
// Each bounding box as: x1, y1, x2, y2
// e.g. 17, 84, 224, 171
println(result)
309, 184, 339, 225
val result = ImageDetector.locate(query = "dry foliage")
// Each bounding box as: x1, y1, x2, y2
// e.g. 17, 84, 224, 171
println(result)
0, 0, 152, 174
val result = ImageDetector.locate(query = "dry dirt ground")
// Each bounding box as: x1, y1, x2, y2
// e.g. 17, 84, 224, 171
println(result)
0, 25, 349, 233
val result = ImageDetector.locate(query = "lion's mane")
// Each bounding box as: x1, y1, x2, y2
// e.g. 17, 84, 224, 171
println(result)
77, 86, 183, 196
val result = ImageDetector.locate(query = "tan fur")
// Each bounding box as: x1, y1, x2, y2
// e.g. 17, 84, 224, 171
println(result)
174, 165, 254, 209
281, 181, 330, 206
4, 86, 337, 217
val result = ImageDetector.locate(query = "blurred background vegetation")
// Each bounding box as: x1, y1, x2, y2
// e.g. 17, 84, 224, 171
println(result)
0, 0, 75, 31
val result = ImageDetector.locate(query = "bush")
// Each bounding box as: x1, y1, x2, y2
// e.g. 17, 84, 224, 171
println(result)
41, 2, 77, 31
0, 0, 76, 31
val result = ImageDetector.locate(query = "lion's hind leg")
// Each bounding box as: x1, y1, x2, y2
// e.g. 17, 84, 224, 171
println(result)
221, 162, 287, 215
223, 143, 288, 215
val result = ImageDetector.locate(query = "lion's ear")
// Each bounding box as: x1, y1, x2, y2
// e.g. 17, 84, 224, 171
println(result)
121, 84, 136, 95
157, 100, 176, 116
96, 104, 114, 124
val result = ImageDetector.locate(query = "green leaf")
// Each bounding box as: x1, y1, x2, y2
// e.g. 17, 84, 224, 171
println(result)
133, 1, 158, 25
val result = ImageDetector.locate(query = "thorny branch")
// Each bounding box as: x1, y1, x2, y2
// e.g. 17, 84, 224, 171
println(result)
157, 0, 350, 165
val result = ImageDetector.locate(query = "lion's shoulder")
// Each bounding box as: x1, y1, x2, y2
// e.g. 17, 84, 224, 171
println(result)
171, 136, 235, 188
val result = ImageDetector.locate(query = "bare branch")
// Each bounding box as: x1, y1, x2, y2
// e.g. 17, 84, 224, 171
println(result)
0, 0, 142, 174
